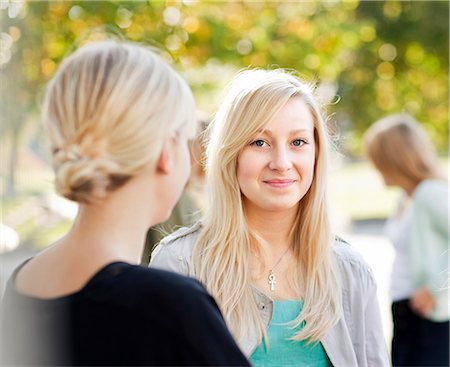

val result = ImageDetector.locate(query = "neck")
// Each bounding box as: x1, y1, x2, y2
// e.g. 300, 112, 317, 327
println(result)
245, 203, 298, 253
245, 204, 299, 298
66, 207, 147, 265
400, 178, 419, 197
61, 169, 165, 266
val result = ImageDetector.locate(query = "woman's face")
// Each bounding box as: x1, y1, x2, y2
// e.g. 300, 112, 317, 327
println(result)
237, 98, 316, 215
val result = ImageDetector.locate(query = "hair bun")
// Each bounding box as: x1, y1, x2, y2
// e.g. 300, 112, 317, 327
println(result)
53, 144, 81, 165
53, 145, 125, 203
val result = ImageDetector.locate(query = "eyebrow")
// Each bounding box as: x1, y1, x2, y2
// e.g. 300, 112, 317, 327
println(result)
257, 128, 314, 136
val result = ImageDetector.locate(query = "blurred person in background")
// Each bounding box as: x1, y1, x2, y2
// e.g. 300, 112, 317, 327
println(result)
0, 40, 249, 366
365, 113, 449, 367
151, 69, 389, 366
141, 114, 209, 265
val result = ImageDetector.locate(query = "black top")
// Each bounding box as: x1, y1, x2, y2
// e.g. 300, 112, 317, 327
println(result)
1, 261, 249, 366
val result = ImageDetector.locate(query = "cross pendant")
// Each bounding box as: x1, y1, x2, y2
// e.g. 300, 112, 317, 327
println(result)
268, 271, 276, 291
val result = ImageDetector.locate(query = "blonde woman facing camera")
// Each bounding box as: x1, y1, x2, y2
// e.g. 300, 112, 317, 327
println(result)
365, 114, 449, 367
1, 41, 249, 366
151, 69, 389, 366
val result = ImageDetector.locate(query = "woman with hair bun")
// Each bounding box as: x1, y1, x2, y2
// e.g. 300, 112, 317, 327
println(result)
1, 40, 249, 367
365, 113, 449, 367
151, 69, 389, 366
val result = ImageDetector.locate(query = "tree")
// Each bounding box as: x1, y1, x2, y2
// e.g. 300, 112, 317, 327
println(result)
1, 1, 448, 194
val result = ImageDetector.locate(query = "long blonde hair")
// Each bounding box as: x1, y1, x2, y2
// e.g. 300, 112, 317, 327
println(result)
43, 40, 196, 203
192, 69, 341, 344
364, 113, 445, 184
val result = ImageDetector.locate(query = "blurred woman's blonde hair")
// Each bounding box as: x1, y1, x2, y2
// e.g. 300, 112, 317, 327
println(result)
364, 113, 444, 185
43, 40, 196, 203
192, 69, 341, 344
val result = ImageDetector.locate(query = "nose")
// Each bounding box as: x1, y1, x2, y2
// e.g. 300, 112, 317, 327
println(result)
268, 146, 292, 172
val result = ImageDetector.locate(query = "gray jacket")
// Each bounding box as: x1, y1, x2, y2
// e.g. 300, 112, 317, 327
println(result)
150, 222, 390, 367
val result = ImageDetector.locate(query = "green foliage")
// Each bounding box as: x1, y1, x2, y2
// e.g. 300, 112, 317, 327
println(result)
1, 0, 448, 158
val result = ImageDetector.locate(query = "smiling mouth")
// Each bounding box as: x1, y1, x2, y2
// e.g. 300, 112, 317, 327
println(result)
263, 179, 296, 188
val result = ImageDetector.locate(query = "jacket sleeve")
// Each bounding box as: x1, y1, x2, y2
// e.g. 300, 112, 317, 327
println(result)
410, 182, 449, 289
362, 267, 390, 366
409, 181, 449, 320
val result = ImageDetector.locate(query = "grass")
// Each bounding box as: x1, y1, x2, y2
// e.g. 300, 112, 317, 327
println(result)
329, 160, 400, 222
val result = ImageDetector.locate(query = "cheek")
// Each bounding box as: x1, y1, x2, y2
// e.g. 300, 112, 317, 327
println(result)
236, 152, 259, 185
236, 163, 250, 190
296, 150, 316, 174
180, 145, 191, 182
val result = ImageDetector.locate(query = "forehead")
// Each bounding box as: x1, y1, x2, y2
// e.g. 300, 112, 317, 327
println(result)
261, 98, 315, 135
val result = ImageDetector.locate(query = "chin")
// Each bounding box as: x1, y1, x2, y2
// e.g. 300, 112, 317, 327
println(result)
261, 201, 300, 213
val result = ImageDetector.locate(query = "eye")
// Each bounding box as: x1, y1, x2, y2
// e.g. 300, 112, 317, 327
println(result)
250, 139, 267, 147
292, 139, 307, 147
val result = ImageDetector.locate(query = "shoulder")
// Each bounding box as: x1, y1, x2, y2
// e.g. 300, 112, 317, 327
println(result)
149, 222, 202, 275
113, 266, 236, 346
332, 236, 367, 267
412, 179, 448, 222
119, 264, 211, 307
159, 221, 202, 249
413, 179, 448, 205
331, 236, 376, 289
129, 267, 229, 335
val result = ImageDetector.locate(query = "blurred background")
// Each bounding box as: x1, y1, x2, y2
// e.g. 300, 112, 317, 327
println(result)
0, 0, 448, 345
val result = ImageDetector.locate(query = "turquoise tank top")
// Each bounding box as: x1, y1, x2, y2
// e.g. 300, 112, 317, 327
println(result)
250, 300, 332, 366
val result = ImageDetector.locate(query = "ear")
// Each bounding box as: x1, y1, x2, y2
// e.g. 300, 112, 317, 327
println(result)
156, 140, 173, 175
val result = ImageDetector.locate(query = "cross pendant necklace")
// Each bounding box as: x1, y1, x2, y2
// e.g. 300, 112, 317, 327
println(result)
267, 246, 291, 291
268, 270, 277, 291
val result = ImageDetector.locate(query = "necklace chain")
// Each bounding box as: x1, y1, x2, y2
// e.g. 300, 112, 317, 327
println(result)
267, 246, 291, 292
269, 246, 291, 272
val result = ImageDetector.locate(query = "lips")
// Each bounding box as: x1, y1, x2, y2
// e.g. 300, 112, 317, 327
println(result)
263, 179, 296, 188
